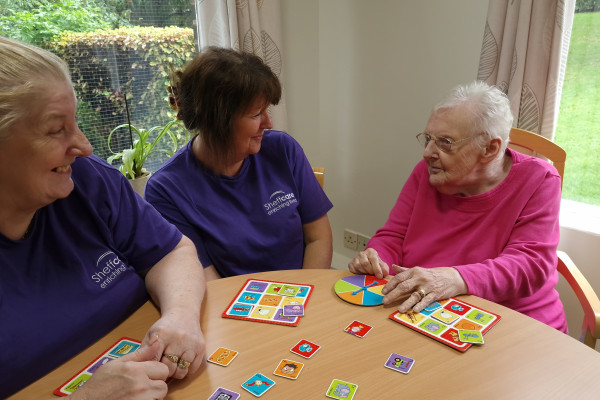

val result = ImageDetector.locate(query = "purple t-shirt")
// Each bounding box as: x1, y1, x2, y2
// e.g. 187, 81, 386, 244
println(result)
146, 130, 333, 277
368, 148, 567, 332
0, 155, 182, 397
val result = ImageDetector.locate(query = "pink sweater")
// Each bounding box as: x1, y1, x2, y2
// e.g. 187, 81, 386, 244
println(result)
368, 148, 567, 332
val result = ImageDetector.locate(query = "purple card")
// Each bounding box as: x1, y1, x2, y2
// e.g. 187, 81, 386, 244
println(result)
283, 304, 304, 316
384, 353, 415, 374
208, 387, 240, 400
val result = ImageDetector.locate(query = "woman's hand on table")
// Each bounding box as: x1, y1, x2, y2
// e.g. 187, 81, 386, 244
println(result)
348, 248, 390, 279
382, 265, 468, 312
143, 310, 206, 380
69, 340, 168, 400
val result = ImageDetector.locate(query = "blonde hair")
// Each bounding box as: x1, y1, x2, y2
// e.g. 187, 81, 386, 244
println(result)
0, 36, 71, 137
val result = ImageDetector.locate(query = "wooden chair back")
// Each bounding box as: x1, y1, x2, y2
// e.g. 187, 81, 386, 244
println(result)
508, 128, 566, 189
312, 167, 325, 188
508, 128, 600, 349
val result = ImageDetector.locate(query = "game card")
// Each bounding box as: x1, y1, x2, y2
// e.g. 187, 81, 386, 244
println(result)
222, 279, 314, 326
389, 297, 500, 352
326, 379, 358, 400
458, 329, 485, 344
208, 387, 240, 400
273, 358, 304, 379
344, 320, 372, 338
283, 304, 304, 316
384, 353, 415, 374
54, 338, 141, 396
290, 339, 321, 359
207, 347, 239, 366
241, 372, 276, 397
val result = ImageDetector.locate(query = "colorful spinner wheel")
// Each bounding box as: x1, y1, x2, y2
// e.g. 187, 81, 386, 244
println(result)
334, 275, 388, 306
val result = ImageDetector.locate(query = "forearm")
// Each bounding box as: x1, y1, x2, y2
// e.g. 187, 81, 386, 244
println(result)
144, 236, 206, 319
302, 215, 332, 269
302, 238, 332, 269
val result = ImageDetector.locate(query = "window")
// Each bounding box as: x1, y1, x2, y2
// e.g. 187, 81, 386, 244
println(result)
554, 2, 600, 207
0, 0, 196, 171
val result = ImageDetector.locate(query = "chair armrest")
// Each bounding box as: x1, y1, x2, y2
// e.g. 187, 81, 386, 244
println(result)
557, 250, 600, 347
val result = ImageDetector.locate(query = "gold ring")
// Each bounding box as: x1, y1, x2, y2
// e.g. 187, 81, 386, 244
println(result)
165, 354, 179, 364
415, 287, 426, 300
177, 359, 191, 369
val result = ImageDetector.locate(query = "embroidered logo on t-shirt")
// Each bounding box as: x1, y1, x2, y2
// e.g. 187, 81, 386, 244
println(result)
264, 190, 297, 216
92, 251, 127, 289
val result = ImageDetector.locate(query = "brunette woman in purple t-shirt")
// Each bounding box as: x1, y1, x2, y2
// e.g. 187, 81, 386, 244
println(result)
348, 81, 567, 332
146, 48, 333, 280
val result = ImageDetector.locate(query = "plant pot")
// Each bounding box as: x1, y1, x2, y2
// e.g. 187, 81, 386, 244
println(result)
129, 172, 151, 197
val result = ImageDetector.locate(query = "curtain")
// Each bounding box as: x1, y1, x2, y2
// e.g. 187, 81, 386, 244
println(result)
194, 0, 287, 129
477, 0, 575, 140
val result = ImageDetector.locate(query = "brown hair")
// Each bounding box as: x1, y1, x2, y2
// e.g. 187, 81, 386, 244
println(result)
171, 47, 281, 162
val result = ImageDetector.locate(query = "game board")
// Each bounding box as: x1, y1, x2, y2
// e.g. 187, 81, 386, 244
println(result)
334, 274, 388, 306
389, 297, 501, 352
54, 337, 141, 396
222, 279, 314, 326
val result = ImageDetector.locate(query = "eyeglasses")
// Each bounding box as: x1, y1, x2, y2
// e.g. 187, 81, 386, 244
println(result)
416, 132, 481, 153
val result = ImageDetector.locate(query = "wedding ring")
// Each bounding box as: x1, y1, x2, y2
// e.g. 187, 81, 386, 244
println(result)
415, 287, 427, 300
165, 354, 179, 364
177, 359, 191, 369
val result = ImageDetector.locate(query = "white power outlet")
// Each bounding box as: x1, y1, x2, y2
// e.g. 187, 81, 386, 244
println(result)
343, 229, 358, 250
356, 233, 370, 251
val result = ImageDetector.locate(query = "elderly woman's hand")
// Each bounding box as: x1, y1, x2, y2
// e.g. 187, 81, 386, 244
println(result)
382, 265, 468, 313
142, 309, 205, 380
348, 248, 390, 279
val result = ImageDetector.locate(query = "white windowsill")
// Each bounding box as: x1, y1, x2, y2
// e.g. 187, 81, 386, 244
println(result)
560, 199, 600, 236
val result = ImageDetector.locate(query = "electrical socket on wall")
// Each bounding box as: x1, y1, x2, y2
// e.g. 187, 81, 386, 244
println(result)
356, 233, 370, 252
343, 229, 358, 250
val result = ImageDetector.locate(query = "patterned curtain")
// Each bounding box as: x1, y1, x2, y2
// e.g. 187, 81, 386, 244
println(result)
194, 0, 287, 129
477, 0, 575, 140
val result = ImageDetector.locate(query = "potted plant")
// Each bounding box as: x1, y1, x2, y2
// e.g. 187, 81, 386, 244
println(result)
107, 118, 189, 196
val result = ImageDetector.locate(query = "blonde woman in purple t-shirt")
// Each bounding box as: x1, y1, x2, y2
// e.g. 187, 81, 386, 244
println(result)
348, 81, 567, 332
0, 37, 206, 399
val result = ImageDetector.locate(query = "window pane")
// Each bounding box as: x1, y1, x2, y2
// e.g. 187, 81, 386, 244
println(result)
0, 0, 196, 172
555, 5, 600, 205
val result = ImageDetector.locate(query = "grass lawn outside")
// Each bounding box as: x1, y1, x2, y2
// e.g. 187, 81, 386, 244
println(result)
554, 11, 600, 206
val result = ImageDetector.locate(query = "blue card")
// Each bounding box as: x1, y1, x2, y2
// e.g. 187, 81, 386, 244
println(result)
241, 372, 276, 397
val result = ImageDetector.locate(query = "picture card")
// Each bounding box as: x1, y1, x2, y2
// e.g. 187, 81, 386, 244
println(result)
389, 297, 500, 352
290, 339, 321, 359
222, 279, 313, 326
344, 320, 373, 338
273, 358, 304, 379
283, 304, 304, 316
384, 353, 415, 374
241, 372, 276, 397
207, 347, 239, 367
54, 338, 141, 396
208, 387, 240, 400
326, 379, 358, 400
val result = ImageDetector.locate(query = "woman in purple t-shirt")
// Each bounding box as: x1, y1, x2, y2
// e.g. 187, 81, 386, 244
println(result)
0, 37, 207, 399
147, 48, 333, 279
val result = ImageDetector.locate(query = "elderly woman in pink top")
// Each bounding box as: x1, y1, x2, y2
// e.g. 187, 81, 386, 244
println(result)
348, 81, 567, 332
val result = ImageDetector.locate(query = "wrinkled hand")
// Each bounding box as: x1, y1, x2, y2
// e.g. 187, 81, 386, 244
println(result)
143, 310, 205, 380
69, 340, 168, 400
382, 265, 468, 313
348, 248, 390, 279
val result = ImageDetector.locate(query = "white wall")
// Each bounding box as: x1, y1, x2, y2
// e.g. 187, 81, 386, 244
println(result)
280, 0, 599, 348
